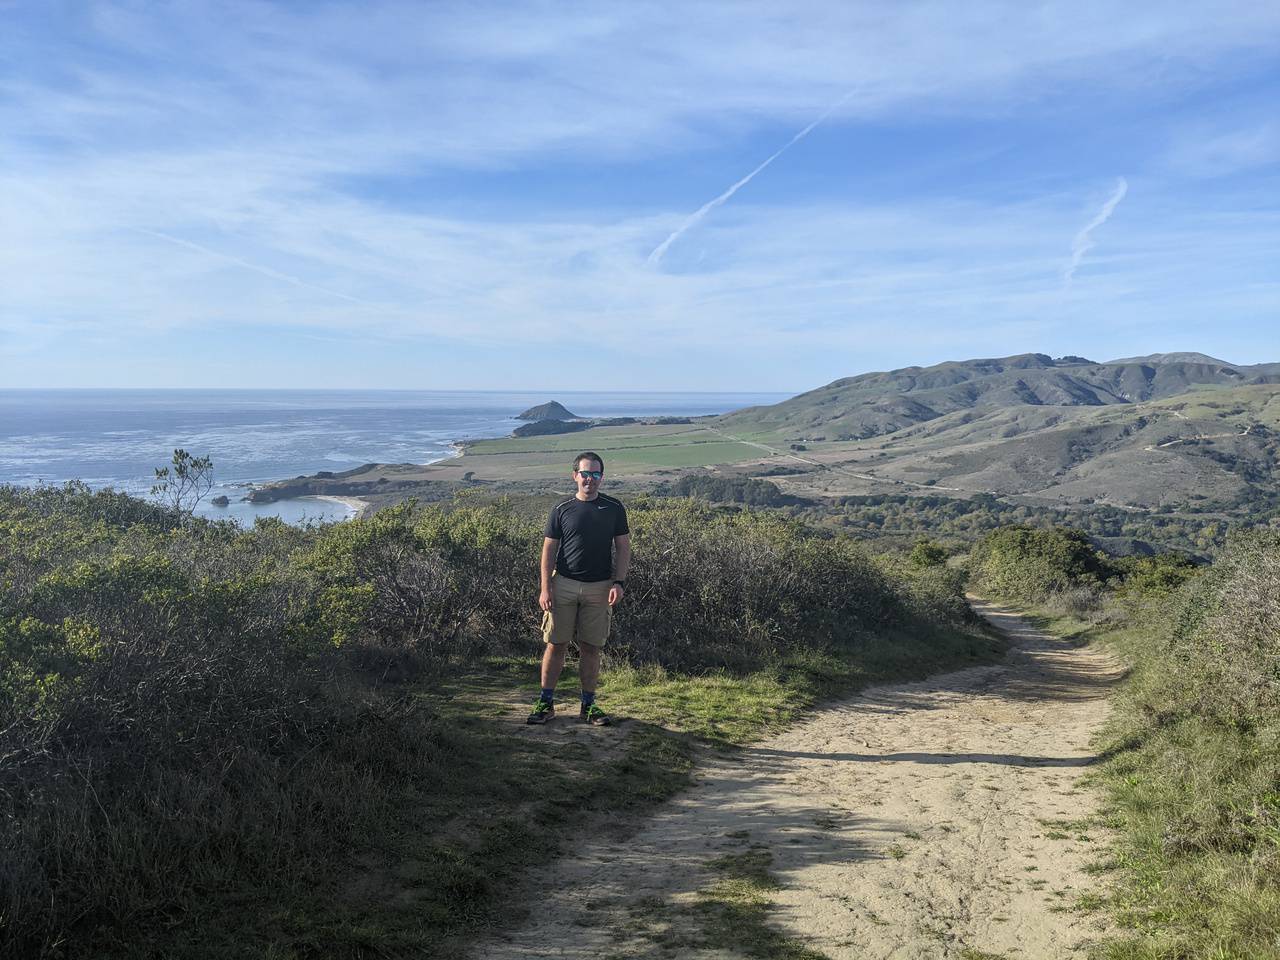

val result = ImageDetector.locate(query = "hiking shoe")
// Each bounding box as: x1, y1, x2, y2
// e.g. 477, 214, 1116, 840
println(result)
579, 702, 611, 726
526, 699, 555, 725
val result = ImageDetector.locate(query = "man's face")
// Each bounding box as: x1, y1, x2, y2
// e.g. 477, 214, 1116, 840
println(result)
573, 459, 603, 497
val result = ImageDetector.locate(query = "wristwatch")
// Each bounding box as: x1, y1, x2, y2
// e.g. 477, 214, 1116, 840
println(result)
612, 579, 626, 587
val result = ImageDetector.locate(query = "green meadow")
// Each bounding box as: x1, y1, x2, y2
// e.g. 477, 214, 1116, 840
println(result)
461, 422, 768, 473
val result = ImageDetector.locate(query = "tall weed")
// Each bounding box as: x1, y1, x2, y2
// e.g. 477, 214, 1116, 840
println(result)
1093, 531, 1280, 959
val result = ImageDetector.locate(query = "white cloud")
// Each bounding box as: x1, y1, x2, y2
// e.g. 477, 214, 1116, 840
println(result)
5, 2, 1280, 169
2, 2, 1279, 385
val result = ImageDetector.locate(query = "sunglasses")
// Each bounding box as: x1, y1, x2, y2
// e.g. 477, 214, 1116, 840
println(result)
576, 470, 603, 480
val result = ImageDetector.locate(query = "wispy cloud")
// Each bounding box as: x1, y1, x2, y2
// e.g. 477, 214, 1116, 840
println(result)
2, 3, 1278, 387
647, 90, 854, 264
133, 228, 368, 304
1062, 177, 1128, 292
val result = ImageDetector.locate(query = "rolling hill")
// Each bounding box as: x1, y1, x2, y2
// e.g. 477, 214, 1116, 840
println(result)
713, 353, 1280, 513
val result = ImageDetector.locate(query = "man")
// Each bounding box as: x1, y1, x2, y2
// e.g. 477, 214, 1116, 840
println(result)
527, 451, 630, 726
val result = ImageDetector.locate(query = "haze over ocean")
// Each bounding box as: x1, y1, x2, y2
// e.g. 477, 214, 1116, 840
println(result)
0, 390, 788, 524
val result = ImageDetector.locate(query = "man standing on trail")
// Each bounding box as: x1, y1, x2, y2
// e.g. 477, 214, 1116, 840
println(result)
527, 451, 630, 727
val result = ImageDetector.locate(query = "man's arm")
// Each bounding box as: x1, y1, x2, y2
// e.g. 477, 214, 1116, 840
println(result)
609, 534, 631, 606
540, 537, 558, 611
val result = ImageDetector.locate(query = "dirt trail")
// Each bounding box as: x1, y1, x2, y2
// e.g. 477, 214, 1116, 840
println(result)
476, 602, 1124, 959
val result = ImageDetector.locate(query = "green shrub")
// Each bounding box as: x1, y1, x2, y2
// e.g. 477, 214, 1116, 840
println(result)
1113, 551, 1199, 601
663, 474, 788, 506
969, 524, 1114, 605
1094, 530, 1280, 958
292, 499, 539, 662
613, 499, 901, 670
908, 537, 948, 568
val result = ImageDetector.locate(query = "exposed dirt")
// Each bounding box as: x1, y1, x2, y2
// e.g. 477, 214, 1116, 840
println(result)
474, 602, 1124, 959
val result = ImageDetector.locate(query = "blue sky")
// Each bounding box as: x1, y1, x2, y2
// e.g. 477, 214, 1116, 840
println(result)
2, 1, 1277, 391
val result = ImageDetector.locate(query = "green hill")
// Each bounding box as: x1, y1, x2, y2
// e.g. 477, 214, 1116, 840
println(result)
717, 353, 1267, 440
711, 354, 1280, 515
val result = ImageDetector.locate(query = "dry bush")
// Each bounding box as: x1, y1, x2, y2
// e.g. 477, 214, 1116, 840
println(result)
1165, 531, 1280, 727
614, 500, 901, 671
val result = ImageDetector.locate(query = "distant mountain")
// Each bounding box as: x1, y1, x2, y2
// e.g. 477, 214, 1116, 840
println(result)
714, 352, 1280, 514
719, 352, 1267, 441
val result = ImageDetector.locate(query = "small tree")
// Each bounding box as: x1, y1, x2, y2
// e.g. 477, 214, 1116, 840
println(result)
909, 538, 947, 568
152, 449, 214, 519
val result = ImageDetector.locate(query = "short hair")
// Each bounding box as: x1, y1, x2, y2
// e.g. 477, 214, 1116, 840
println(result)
573, 451, 604, 472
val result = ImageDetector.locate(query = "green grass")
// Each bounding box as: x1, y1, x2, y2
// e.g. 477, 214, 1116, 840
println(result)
118, 620, 1002, 958
464, 423, 709, 456
602, 440, 765, 469
620, 847, 831, 959
1030, 613, 1280, 960
601, 624, 1004, 746
456, 426, 767, 475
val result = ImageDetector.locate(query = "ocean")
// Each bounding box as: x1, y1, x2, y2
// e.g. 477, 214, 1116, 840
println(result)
0, 389, 789, 525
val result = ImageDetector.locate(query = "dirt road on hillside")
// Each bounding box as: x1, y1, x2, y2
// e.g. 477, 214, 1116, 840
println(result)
476, 602, 1124, 960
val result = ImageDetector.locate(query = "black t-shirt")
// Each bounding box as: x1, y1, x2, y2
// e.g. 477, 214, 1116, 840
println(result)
544, 494, 629, 582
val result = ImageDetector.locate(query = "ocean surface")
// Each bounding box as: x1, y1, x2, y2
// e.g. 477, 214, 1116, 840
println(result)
0, 389, 789, 525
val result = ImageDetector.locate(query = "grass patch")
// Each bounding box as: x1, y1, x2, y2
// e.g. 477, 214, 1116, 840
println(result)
464, 423, 708, 456
461, 424, 764, 472
1029, 585, 1280, 959
622, 847, 831, 959
601, 623, 1002, 746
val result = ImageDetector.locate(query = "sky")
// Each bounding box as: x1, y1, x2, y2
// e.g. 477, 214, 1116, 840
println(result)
2, 1, 1278, 392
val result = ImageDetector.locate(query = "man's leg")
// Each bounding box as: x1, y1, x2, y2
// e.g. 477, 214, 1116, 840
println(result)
528, 577, 579, 724
578, 642, 600, 694
541, 640, 569, 690
575, 582, 612, 724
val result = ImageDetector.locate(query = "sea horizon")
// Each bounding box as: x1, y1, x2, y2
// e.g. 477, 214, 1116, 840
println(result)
1, 388, 791, 525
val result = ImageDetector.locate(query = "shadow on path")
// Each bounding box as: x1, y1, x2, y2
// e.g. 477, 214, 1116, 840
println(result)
747, 746, 1100, 767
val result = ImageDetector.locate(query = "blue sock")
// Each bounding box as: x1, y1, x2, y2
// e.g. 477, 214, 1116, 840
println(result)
581, 690, 596, 707
540, 687, 555, 704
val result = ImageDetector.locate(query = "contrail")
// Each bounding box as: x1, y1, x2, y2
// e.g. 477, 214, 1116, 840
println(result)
134, 228, 366, 303
648, 90, 856, 265
1062, 177, 1128, 291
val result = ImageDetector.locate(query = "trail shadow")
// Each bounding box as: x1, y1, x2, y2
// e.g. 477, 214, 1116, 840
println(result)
975, 600, 1128, 703
477, 719, 893, 959
826, 600, 1126, 713
746, 746, 1100, 767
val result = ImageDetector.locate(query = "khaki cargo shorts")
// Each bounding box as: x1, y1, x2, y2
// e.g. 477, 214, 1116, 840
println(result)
542, 575, 612, 648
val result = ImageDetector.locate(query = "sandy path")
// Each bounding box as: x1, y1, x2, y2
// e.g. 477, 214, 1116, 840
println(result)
476, 602, 1124, 959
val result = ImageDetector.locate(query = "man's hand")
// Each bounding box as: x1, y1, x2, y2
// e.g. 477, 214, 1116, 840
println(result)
608, 583, 624, 606
539, 587, 554, 611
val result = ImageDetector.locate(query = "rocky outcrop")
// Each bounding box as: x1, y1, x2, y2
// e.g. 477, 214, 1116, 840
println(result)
517, 401, 578, 421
